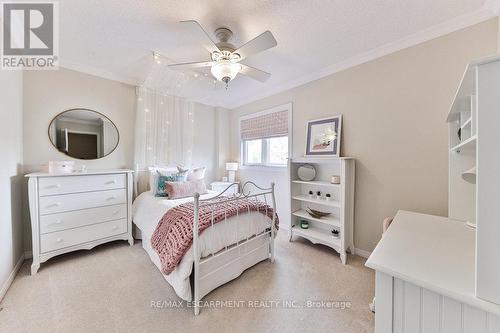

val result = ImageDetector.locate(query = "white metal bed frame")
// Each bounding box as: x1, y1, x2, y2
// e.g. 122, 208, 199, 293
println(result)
191, 181, 277, 315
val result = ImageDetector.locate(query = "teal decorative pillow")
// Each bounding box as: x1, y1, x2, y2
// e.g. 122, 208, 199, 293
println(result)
155, 171, 188, 197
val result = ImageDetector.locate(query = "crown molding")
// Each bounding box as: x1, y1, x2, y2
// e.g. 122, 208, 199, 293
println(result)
58, 58, 141, 87
226, 7, 499, 109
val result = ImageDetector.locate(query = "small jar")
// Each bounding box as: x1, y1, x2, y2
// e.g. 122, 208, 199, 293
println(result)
331, 175, 341, 184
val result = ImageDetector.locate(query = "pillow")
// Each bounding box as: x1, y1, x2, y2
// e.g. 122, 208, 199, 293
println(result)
154, 170, 188, 197
148, 166, 178, 192
177, 166, 206, 181
165, 179, 207, 199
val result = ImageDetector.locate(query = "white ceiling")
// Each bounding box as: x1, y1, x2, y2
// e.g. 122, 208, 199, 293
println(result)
59, 0, 500, 109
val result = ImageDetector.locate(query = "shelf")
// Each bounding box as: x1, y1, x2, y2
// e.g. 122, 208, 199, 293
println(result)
460, 117, 472, 130
450, 135, 476, 153
292, 180, 340, 188
292, 209, 341, 228
292, 194, 340, 207
447, 64, 476, 122
292, 225, 341, 247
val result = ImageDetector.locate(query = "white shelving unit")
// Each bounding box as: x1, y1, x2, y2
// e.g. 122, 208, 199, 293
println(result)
447, 55, 500, 306
289, 157, 355, 264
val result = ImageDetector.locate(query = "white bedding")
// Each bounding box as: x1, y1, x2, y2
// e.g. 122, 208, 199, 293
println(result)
132, 191, 271, 301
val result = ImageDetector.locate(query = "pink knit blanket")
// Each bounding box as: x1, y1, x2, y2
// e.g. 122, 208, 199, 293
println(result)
151, 197, 279, 275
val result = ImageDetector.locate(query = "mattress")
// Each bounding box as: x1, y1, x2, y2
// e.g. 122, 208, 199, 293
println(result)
132, 191, 271, 301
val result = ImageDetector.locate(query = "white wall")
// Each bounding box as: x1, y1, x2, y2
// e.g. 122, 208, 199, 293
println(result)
229, 19, 499, 253
215, 107, 231, 180
23, 68, 136, 172
0, 70, 24, 300
192, 102, 218, 184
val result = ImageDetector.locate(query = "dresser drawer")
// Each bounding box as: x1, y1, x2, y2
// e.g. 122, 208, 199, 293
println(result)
38, 174, 126, 196
39, 189, 127, 215
40, 204, 127, 234
40, 219, 127, 253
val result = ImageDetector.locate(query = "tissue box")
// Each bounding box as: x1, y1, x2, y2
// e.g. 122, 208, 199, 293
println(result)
41, 161, 75, 174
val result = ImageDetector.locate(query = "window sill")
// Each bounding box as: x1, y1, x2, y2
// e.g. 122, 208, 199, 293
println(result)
240, 164, 287, 172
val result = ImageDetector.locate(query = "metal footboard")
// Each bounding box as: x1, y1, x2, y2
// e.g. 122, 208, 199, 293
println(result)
192, 181, 276, 315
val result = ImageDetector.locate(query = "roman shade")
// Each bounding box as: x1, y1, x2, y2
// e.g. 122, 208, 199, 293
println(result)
240, 110, 288, 141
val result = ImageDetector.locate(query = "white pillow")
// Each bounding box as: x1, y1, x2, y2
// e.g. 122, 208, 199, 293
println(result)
148, 166, 178, 191
177, 166, 206, 181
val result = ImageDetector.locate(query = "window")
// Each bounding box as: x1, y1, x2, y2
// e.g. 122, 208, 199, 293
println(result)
243, 137, 289, 166
240, 104, 291, 167
245, 139, 262, 164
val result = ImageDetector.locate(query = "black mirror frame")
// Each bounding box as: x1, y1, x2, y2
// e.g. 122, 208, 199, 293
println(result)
48, 108, 120, 160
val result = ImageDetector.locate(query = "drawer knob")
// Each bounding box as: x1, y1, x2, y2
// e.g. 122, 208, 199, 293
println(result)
112, 210, 119, 215
46, 184, 61, 189
106, 196, 117, 201
55, 238, 63, 243
49, 219, 63, 226
47, 202, 61, 208
112, 226, 118, 230
106, 180, 117, 184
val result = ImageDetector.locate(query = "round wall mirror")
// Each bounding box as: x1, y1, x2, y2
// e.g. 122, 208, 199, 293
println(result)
48, 109, 119, 160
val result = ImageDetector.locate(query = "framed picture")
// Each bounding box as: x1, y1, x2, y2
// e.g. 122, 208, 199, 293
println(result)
305, 115, 342, 156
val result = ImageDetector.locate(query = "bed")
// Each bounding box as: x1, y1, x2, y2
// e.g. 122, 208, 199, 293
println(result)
132, 181, 277, 315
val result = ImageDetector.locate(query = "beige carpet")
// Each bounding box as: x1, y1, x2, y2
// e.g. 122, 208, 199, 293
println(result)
0, 232, 374, 333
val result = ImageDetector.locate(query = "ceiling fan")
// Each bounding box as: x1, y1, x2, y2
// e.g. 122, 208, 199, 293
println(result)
168, 20, 277, 88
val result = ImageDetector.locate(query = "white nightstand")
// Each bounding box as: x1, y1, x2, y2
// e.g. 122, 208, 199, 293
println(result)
210, 181, 239, 196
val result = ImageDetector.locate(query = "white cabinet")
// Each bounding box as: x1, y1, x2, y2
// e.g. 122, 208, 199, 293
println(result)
447, 55, 500, 305
26, 170, 134, 274
288, 157, 355, 264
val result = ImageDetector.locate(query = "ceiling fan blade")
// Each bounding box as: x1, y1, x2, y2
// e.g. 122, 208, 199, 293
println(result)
239, 64, 271, 82
168, 61, 214, 70
180, 20, 220, 54
233, 31, 277, 60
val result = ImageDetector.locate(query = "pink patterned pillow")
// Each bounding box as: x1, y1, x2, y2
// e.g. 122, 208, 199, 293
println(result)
165, 179, 208, 199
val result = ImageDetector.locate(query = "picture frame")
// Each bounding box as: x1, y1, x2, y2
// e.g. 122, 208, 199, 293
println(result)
305, 115, 342, 156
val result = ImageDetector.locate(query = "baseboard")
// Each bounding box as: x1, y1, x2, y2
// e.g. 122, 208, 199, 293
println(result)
0, 254, 25, 303
353, 248, 372, 259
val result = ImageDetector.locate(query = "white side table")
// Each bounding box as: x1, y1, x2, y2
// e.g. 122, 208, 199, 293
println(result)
210, 181, 239, 196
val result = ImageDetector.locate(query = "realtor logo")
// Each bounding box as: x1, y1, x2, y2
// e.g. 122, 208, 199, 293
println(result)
1, 1, 59, 69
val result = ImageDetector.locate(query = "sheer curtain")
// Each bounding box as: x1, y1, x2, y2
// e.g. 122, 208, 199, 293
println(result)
134, 87, 194, 172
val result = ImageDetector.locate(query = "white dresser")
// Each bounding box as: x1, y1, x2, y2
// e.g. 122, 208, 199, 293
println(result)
26, 169, 134, 275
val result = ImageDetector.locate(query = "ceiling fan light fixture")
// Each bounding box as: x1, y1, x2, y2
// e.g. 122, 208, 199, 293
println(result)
172, 21, 277, 87
210, 60, 241, 86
